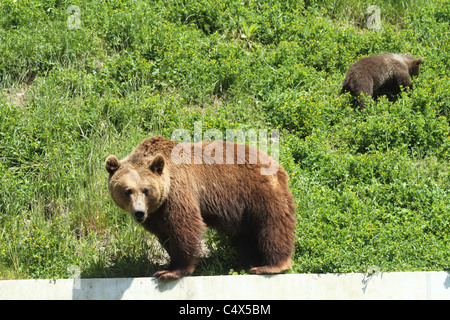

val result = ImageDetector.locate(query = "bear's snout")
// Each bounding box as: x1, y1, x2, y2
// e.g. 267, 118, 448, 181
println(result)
133, 210, 146, 223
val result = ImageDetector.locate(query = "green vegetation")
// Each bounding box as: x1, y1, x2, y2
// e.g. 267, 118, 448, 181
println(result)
1, 0, 449, 279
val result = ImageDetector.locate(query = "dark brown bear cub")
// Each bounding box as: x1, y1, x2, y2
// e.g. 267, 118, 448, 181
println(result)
341, 53, 424, 108
105, 136, 296, 281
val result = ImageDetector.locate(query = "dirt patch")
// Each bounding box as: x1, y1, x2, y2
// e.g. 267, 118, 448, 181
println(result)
3, 84, 31, 107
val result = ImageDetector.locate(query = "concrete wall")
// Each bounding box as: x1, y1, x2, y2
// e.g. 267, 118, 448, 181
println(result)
1, 271, 450, 300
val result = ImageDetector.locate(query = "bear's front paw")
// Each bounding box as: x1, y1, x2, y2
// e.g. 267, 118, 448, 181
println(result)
153, 269, 182, 281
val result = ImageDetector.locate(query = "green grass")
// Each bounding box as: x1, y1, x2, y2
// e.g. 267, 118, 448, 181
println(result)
1, 0, 449, 279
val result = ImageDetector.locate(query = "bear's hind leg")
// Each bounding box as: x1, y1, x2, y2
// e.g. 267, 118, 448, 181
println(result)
250, 189, 296, 275
249, 257, 292, 275
249, 209, 295, 275
353, 79, 373, 109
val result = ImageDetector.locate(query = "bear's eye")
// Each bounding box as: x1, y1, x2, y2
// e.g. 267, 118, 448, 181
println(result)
124, 189, 133, 196
143, 188, 150, 196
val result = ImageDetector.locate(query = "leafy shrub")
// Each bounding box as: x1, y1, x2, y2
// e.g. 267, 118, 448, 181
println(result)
340, 100, 450, 156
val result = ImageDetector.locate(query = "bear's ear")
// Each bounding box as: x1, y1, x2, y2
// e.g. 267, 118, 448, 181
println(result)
149, 154, 165, 175
416, 57, 424, 65
105, 155, 120, 175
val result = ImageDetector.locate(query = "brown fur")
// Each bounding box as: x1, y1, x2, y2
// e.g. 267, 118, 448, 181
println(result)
341, 53, 424, 108
105, 136, 296, 281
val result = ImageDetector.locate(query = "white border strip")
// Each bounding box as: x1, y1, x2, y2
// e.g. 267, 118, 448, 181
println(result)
1, 271, 450, 300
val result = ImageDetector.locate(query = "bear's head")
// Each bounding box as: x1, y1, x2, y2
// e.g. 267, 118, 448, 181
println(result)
105, 154, 170, 224
403, 53, 424, 77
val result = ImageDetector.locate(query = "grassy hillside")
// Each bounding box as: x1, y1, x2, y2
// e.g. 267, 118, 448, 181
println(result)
0, 0, 449, 279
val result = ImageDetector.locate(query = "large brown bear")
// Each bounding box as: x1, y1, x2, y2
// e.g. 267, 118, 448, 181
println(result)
105, 136, 296, 281
341, 53, 424, 108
